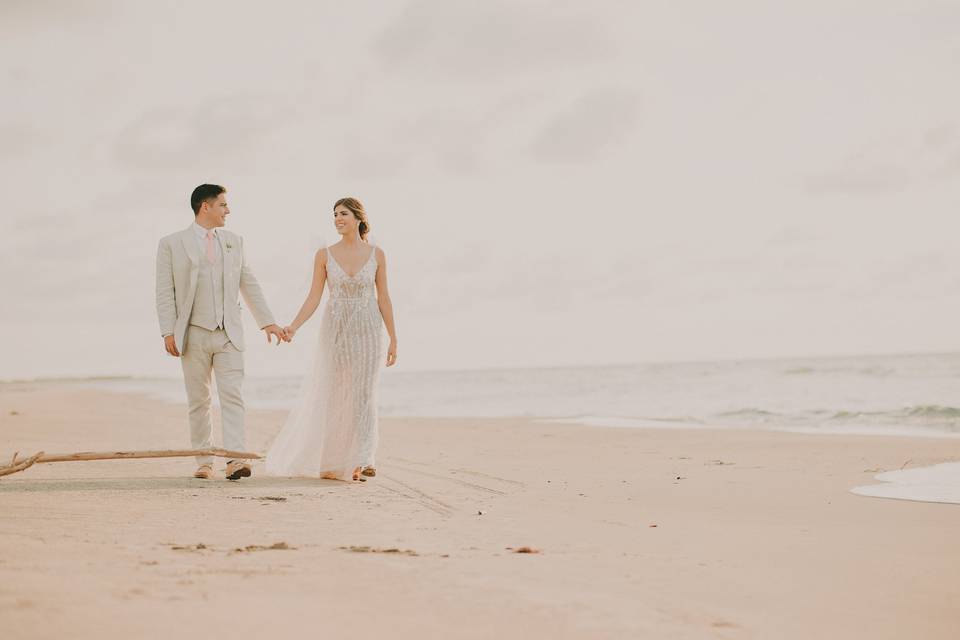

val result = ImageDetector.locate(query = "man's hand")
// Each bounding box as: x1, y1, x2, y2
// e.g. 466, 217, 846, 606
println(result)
263, 324, 287, 346
163, 335, 180, 357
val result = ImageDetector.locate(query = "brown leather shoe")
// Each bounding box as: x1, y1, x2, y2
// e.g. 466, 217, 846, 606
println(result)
225, 460, 252, 481
193, 464, 213, 480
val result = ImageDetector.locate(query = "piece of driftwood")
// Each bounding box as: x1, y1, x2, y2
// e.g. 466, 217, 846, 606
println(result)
0, 451, 45, 478
0, 448, 261, 479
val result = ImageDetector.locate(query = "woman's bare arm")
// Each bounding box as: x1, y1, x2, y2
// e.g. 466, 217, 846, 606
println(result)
286, 249, 328, 338
374, 246, 398, 366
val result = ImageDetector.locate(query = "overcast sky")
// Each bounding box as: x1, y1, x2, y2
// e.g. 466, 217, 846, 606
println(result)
2, 0, 959, 379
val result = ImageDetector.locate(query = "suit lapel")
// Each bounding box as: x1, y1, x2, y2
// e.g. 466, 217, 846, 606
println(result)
180, 225, 200, 265
217, 231, 235, 290
217, 230, 229, 261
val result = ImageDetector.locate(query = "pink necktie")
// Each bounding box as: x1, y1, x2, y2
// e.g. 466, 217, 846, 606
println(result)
205, 230, 216, 264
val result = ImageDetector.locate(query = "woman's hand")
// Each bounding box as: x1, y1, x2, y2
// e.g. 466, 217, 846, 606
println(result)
283, 325, 297, 342
386, 341, 397, 367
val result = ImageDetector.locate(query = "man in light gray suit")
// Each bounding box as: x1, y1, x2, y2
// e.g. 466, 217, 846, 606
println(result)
156, 184, 287, 480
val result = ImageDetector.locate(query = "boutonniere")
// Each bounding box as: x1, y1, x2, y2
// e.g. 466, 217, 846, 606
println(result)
225, 243, 233, 250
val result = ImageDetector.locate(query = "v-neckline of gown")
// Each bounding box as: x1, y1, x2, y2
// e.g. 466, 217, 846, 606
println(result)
329, 245, 375, 279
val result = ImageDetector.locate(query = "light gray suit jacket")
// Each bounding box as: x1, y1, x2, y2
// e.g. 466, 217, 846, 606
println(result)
155, 225, 276, 354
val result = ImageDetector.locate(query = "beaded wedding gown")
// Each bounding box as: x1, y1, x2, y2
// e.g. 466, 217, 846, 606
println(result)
265, 245, 385, 479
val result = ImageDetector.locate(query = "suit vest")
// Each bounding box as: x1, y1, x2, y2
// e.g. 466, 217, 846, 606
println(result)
190, 248, 225, 330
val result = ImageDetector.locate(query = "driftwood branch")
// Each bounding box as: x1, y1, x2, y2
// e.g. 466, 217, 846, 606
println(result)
0, 451, 44, 478
36, 448, 261, 463
0, 448, 261, 479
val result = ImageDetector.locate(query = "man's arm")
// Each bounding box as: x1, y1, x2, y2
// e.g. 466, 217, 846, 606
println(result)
156, 238, 180, 356
237, 235, 277, 329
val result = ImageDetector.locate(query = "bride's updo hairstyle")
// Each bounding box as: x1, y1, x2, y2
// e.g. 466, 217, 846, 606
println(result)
334, 197, 371, 241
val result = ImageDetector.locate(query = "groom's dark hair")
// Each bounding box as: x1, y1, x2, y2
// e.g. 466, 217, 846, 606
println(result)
191, 184, 226, 215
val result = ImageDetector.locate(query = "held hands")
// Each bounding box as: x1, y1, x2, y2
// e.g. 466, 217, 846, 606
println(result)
263, 324, 289, 345
164, 327, 290, 354
283, 326, 297, 342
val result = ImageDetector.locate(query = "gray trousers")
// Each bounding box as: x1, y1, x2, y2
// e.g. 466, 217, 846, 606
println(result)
180, 326, 245, 465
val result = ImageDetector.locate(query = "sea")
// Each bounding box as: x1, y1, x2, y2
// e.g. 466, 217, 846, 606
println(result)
41, 351, 960, 439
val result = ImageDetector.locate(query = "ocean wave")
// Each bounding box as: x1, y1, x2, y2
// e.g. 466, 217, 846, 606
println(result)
828, 405, 960, 423
0, 374, 157, 384
782, 366, 895, 377
902, 405, 960, 419
829, 410, 872, 420
783, 367, 815, 375
717, 408, 782, 419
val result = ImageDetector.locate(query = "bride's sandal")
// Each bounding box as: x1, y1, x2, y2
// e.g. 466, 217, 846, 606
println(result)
352, 467, 367, 482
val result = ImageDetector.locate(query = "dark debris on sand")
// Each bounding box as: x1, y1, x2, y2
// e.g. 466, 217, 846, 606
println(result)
167, 541, 295, 554
233, 542, 294, 553
339, 545, 419, 556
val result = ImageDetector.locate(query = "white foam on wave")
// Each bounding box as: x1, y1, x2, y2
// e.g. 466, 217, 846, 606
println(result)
548, 416, 960, 438
851, 462, 960, 505
545, 415, 722, 430
775, 424, 960, 439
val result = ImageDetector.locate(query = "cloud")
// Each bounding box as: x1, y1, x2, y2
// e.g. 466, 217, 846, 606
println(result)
0, 1, 106, 34
115, 108, 195, 166
337, 145, 410, 181
804, 122, 960, 194
0, 121, 46, 159
924, 123, 960, 179
379, 94, 532, 175
329, 86, 555, 178
374, 1, 615, 80
922, 123, 958, 152
768, 226, 821, 247
803, 163, 911, 194
114, 93, 302, 171
529, 87, 640, 162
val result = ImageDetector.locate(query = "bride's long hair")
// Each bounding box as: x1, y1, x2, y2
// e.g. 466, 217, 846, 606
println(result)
334, 197, 370, 242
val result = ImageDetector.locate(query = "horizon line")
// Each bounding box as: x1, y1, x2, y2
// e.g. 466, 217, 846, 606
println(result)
3, 348, 958, 384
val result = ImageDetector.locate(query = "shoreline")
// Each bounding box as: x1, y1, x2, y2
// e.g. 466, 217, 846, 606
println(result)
6, 377, 960, 442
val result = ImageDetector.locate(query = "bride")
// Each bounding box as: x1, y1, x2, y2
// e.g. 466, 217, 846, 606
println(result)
265, 197, 398, 481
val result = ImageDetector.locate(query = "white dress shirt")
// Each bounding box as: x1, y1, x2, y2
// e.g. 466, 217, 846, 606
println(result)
192, 222, 222, 260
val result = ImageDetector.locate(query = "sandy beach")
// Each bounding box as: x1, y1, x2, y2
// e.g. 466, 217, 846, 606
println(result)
1, 383, 959, 639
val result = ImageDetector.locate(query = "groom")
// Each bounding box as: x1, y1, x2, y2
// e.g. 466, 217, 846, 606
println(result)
155, 184, 286, 481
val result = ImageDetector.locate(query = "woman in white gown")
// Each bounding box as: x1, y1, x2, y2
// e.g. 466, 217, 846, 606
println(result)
265, 197, 398, 481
